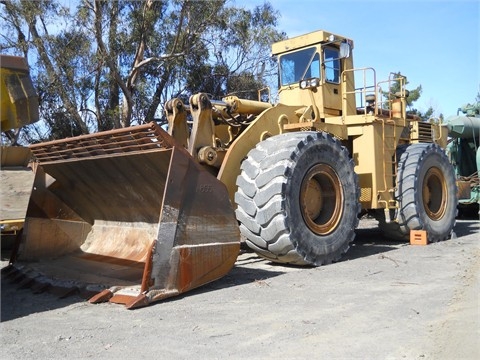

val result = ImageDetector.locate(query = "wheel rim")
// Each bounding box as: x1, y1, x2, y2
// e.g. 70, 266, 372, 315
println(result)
300, 164, 343, 235
422, 167, 447, 220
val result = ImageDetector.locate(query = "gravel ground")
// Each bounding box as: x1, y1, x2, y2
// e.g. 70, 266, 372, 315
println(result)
1, 218, 479, 360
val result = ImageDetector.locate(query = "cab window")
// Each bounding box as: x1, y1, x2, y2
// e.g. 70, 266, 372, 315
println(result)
324, 47, 340, 83
279, 47, 320, 86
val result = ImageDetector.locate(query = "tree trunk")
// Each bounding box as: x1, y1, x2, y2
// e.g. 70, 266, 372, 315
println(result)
23, 9, 89, 134
145, 74, 169, 122
121, 0, 155, 127
108, 1, 120, 129
93, 0, 132, 128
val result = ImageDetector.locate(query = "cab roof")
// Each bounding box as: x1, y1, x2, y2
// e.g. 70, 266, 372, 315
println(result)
271, 30, 354, 56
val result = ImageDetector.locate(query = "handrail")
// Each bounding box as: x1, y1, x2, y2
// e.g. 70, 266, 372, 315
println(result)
341, 67, 377, 117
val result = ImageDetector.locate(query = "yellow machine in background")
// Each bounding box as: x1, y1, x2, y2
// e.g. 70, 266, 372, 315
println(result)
6, 31, 457, 308
1, 55, 38, 248
1, 54, 39, 138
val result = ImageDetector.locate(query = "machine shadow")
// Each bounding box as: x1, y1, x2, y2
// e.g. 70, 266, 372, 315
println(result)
2, 220, 475, 321
1, 251, 286, 321
1, 272, 84, 322
452, 219, 479, 238
162, 257, 286, 303
343, 225, 406, 261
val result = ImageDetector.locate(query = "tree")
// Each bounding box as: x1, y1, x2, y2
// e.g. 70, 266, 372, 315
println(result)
1, 0, 91, 139
0, 0, 284, 143
381, 72, 420, 106
181, 2, 284, 100
380, 71, 445, 122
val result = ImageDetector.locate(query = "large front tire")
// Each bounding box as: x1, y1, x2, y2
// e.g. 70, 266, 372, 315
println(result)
377, 143, 457, 241
235, 132, 360, 266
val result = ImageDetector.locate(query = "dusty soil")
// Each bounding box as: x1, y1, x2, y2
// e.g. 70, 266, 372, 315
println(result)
1, 217, 479, 360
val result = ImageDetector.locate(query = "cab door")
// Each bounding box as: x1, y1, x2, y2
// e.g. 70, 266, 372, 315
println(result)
322, 46, 342, 114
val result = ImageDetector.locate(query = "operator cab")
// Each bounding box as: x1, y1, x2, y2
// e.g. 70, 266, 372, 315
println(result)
272, 30, 355, 118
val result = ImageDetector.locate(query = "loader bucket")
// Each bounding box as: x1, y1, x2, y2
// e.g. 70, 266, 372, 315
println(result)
7, 122, 240, 309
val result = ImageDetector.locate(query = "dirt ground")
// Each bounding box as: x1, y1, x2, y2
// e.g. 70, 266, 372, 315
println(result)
1, 217, 479, 360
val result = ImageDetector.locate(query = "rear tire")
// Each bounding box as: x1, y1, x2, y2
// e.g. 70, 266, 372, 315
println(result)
235, 132, 360, 266
377, 143, 457, 241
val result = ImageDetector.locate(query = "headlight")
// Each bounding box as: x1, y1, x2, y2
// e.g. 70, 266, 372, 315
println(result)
299, 77, 320, 89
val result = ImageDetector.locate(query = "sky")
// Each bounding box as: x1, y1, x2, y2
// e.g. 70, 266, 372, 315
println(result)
239, 0, 479, 117
21, 0, 480, 119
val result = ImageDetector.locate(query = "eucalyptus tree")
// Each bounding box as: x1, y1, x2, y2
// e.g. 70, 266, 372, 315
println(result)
0, 0, 283, 142
1, 0, 92, 140
182, 2, 284, 101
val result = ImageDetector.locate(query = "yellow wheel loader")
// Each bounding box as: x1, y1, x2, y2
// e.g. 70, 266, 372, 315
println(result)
4, 30, 457, 308
1, 55, 39, 249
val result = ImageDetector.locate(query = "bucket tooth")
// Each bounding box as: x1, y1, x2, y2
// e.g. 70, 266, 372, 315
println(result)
30, 277, 51, 294
8, 269, 27, 283
16, 270, 41, 289
125, 294, 149, 310
88, 289, 114, 304
1, 265, 16, 276
48, 285, 79, 298
4, 265, 79, 299
109, 294, 138, 305
17, 275, 38, 289
2, 265, 23, 280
